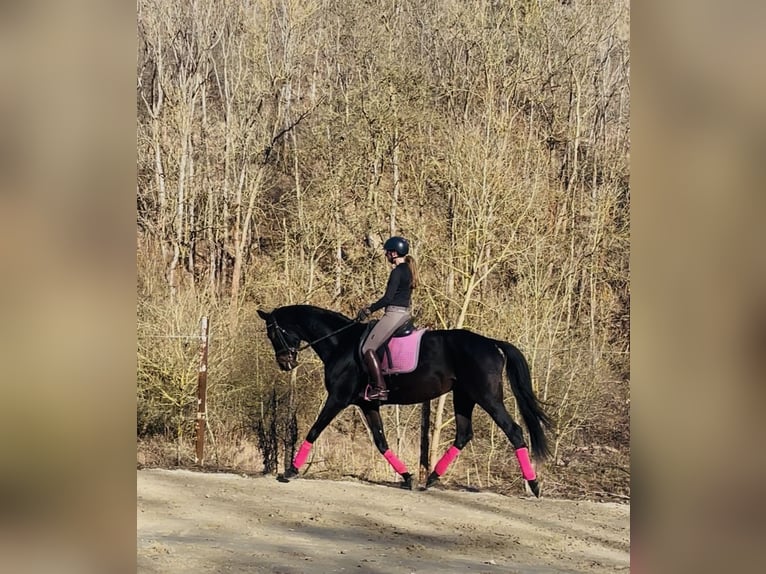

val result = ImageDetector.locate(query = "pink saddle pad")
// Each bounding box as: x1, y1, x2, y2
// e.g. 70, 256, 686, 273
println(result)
381, 329, 427, 375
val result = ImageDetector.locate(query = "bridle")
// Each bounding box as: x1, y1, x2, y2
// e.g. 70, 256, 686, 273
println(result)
266, 319, 299, 370
266, 316, 359, 370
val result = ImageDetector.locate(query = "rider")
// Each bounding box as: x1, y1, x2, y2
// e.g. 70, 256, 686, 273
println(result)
356, 236, 418, 401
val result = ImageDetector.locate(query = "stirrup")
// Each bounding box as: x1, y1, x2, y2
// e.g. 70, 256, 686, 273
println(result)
364, 385, 389, 401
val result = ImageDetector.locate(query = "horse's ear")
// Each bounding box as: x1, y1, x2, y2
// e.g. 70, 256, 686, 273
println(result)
257, 309, 271, 321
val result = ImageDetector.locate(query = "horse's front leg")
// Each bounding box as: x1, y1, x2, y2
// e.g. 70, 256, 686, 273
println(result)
278, 397, 345, 482
360, 404, 413, 490
425, 393, 475, 489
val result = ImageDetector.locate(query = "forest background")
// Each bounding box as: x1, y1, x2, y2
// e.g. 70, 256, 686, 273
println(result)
136, 0, 630, 501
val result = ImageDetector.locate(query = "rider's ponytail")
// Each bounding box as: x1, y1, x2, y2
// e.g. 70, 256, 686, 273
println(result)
405, 255, 419, 289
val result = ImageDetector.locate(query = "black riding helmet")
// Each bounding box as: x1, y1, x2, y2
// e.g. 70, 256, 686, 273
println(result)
383, 236, 409, 256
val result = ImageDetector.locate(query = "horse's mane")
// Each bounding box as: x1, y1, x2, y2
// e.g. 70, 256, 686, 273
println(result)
275, 304, 353, 331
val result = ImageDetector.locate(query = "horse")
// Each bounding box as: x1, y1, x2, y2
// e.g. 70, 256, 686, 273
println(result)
257, 304, 552, 497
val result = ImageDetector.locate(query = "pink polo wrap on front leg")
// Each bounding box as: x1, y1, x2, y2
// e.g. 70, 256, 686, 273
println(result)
383, 449, 408, 475
434, 445, 461, 476
515, 447, 536, 480
293, 440, 313, 469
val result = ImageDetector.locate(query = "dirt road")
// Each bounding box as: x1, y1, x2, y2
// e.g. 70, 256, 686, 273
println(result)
137, 469, 629, 573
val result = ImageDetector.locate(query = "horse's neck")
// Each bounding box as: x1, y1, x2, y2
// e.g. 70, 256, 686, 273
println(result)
294, 319, 328, 341
288, 309, 343, 342
287, 308, 348, 360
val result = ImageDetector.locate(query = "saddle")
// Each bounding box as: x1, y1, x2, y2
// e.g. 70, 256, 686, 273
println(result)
359, 320, 427, 375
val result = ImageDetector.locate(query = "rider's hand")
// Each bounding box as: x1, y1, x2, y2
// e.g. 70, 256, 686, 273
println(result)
356, 308, 371, 321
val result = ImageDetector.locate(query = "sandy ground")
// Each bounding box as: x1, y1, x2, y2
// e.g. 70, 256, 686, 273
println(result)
137, 469, 630, 574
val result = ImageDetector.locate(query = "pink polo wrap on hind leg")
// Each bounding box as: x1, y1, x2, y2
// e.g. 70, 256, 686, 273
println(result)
434, 445, 461, 476
293, 440, 313, 469
383, 449, 408, 474
515, 447, 536, 480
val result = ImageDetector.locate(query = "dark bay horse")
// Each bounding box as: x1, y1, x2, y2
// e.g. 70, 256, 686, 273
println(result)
257, 304, 552, 497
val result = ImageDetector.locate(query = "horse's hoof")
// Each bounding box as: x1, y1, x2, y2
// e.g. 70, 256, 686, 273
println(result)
527, 479, 540, 498
400, 473, 413, 490
425, 471, 440, 489
280, 465, 299, 481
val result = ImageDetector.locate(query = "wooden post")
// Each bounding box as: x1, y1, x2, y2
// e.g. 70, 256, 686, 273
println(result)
419, 400, 431, 485
195, 316, 209, 466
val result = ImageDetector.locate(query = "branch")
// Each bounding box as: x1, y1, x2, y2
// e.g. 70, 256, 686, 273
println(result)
263, 97, 325, 163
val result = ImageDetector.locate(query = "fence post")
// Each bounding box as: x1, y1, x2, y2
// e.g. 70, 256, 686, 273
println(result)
419, 400, 431, 484
195, 316, 209, 466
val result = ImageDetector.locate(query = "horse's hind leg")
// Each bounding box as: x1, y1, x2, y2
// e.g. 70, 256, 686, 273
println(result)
425, 392, 475, 488
360, 405, 413, 490
480, 398, 542, 497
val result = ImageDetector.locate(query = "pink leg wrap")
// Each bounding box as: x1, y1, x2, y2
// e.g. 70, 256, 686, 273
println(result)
515, 447, 536, 480
383, 449, 408, 475
434, 445, 461, 476
293, 440, 313, 469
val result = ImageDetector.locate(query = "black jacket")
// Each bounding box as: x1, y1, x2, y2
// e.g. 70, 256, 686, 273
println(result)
368, 263, 412, 312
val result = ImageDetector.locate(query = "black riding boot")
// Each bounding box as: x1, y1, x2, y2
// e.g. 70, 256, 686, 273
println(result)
363, 349, 389, 401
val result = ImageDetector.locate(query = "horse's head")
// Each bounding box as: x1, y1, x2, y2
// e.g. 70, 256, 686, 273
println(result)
257, 309, 301, 371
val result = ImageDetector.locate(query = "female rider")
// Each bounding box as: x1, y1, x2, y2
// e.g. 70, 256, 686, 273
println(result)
356, 236, 418, 400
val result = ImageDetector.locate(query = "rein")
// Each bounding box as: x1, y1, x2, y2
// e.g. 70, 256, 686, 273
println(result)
295, 320, 359, 352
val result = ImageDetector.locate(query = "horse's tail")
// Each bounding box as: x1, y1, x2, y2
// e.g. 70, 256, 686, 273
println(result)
494, 340, 552, 461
